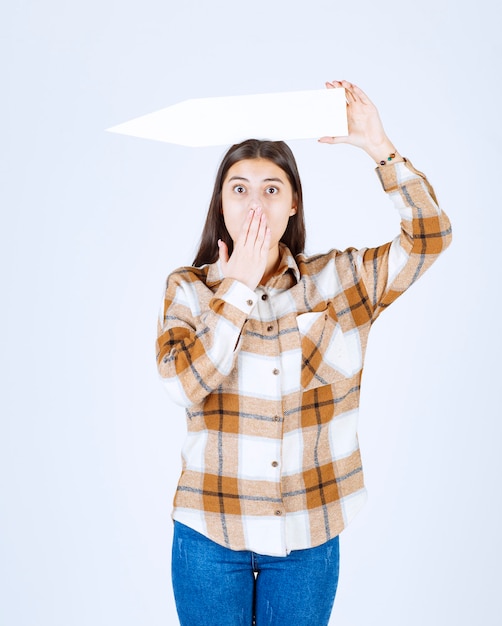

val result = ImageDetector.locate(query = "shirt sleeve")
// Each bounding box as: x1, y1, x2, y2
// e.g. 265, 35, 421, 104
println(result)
355, 158, 452, 319
156, 272, 257, 408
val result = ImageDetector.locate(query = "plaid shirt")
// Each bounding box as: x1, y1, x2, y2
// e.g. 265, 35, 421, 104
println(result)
156, 159, 452, 556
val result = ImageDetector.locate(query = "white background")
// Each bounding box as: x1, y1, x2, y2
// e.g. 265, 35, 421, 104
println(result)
1, 1, 501, 625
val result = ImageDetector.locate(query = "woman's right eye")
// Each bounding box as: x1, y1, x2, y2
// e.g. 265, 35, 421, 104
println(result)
233, 185, 246, 194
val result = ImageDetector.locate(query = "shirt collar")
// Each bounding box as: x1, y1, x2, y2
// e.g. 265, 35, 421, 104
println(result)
274, 243, 301, 284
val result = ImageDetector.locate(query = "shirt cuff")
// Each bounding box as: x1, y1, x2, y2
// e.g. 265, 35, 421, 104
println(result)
376, 158, 424, 193
214, 278, 258, 315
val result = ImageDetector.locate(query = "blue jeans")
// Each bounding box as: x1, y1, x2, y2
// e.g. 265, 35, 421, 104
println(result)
171, 521, 340, 626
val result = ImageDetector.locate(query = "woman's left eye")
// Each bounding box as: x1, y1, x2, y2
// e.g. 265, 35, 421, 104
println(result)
266, 187, 278, 195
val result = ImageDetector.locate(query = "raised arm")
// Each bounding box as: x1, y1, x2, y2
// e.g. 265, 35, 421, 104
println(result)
359, 158, 452, 318
320, 80, 451, 318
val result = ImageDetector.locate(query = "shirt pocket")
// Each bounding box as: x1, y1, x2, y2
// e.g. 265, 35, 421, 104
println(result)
296, 303, 362, 391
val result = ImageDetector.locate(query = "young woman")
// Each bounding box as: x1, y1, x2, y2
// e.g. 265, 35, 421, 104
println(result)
156, 80, 452, 626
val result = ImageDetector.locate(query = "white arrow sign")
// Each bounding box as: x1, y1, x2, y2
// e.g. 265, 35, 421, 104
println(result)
106, 88, 348, 147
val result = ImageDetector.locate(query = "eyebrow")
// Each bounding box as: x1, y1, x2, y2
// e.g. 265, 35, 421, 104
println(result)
227, 176, 285, 184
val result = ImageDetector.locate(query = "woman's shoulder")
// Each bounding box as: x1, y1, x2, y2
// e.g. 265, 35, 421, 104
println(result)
164, 261, 222, 293
167, 263, 209, 280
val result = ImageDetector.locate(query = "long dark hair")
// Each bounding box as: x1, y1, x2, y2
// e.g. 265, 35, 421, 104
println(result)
193, 139, 305, 267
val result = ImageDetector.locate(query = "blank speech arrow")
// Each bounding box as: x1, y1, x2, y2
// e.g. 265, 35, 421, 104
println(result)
106, 88, 348, 147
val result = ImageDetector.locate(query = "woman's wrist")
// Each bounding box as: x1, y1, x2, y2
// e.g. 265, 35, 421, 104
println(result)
364, 138, 404, 166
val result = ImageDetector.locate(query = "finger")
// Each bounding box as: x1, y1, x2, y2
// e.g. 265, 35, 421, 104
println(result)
253, 217, 270, 257
340, 81, 357, 102
255, 212, 269, 248
246, 207, 264, 245
247, 209, 266, 248
349, 83, 373, 105
318, 136, 344, 144
237, 208, 256, 245
261, 227, 272, 254
326, 80, 344, 90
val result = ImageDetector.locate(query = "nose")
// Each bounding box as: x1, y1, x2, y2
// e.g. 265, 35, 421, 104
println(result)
247, 191, 262, 211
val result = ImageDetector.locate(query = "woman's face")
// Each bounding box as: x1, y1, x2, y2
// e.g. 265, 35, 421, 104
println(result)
221, 158, 297, 248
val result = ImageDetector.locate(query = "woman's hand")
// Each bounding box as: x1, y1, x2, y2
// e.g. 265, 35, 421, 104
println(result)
218, 207, 271, 291
319, 80, 402, 164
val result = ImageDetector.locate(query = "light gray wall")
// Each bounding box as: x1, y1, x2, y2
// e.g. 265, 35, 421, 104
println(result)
1, 1, 500, 624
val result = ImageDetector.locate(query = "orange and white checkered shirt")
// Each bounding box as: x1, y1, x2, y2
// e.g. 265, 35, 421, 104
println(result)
156, 159, 452, 556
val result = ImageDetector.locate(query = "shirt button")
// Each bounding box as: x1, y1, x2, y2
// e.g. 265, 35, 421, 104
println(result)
271, 461, 279, 467
273, 415, 280, 422
261, 294, 268, 301
267, 325, 273, 332
274, 510, 283, 516
272, 368, 280, 375
246, 299, 254, 306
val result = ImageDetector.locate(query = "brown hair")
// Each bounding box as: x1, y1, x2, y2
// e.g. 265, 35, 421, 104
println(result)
193, 139, 305, 267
